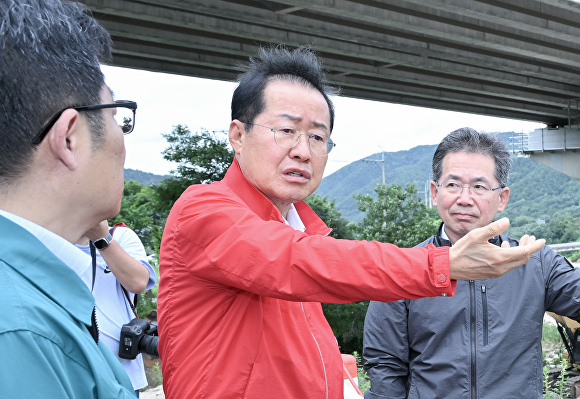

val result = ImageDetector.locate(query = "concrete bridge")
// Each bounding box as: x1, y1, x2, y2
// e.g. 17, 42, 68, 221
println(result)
81, 0, 580, 180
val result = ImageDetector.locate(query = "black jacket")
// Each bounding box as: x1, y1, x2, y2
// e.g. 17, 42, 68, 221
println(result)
363, 227, 580, 398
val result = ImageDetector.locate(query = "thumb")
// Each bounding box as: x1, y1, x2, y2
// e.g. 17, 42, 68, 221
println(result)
481, 217, 510, 240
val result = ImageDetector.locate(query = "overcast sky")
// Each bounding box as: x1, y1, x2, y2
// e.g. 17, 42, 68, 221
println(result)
102, 65, 544, 178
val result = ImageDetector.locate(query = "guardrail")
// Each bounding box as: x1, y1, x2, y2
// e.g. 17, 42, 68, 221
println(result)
548, 242, 580, 253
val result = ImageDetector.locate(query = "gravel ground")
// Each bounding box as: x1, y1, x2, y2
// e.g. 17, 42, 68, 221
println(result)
140, 385, 164, 399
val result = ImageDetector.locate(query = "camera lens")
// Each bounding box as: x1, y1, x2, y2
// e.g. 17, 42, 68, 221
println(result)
138, 334, 159, 358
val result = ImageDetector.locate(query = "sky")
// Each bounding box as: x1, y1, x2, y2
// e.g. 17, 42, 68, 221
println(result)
101, 65, 544, 178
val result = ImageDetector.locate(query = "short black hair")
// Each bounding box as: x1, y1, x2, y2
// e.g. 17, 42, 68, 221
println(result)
0, 0, 112, 184
231, 45, 337, 132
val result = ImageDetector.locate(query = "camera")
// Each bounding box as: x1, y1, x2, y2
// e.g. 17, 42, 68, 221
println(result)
119, 318, 159, 359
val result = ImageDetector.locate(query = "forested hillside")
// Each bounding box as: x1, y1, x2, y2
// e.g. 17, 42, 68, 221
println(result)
315, 144, 436, 222
124, 168, 170, 186
315, 142, 580, 239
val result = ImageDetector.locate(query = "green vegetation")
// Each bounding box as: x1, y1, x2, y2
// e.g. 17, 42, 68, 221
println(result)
544, 357, 570, 399
316, 133, 580, 240
542, 321, 571, 399
354, 184, 439, 246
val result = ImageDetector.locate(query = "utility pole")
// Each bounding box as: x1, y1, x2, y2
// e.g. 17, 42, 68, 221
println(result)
362, 146, 385, 185
416, 179, 433, 208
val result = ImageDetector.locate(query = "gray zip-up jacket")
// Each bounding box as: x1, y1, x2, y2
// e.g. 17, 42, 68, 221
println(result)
363, 229, 580, 399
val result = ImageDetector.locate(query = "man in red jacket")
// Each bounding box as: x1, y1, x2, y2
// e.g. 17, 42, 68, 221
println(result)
157, 45, 544, 399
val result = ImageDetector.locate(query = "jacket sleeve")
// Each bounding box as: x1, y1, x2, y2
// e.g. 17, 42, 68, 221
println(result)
363, 300, 409, 399
543, 246, 580, 320
163, 187, 455, 303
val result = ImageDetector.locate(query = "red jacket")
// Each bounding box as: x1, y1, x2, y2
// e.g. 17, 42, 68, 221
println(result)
158, 159, 455, 399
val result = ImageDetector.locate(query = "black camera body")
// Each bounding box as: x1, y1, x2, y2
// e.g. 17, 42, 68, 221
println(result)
119, 318, 159, 359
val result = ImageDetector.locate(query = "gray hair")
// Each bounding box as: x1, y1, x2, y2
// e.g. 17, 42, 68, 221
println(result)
432, 127, 512, 186
0, 0, 112, 184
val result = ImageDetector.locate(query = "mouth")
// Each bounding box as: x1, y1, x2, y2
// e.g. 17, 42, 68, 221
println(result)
453, 212, 477, 220
284, 169, 311, 180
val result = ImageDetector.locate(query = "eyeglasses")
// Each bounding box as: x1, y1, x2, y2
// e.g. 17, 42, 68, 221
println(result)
32, 100, 137, 145
436, 180, 503, 197
240, 121, 335, 157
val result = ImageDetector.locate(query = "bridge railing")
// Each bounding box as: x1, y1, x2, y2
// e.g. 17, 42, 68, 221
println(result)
523, 126, 580, 153
548, 242, 580, 253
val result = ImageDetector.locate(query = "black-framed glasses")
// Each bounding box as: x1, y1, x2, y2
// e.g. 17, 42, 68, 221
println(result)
240, 121, 335, 157
436, 180, 503, 197
32, 100, 137, 145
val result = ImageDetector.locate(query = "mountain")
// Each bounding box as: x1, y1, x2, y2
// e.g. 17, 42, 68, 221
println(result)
315, 133, 580, 224
315, 144, 436, 222
124, 168, 170, 186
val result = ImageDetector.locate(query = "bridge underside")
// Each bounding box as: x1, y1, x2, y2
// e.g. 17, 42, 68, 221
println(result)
82, 0, 580, 179
83, 0, 580, 127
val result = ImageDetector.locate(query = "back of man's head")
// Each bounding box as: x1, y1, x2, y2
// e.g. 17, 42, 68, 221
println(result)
432, 127, 512, 186
0, 0, 112, 185
231, 45, 337, 132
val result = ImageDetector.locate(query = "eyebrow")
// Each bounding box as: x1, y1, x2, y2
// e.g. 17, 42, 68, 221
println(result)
279, 113, 329, 132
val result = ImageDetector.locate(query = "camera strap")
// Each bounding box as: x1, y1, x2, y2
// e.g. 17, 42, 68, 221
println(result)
89, 223, 139, 319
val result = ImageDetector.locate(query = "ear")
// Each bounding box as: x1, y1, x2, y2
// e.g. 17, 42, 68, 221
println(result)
229, 120, 245, 155
46, 108, 81, 170
497, 186, 510, 212
430, 181, 438, 207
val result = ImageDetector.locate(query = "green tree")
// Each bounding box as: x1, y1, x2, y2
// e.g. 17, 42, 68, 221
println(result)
537, 216, 580, 244
110, 180, 157, 252
354, 184, 439, 245
162, 125, 233, 185
322, 184, 440, 356
150, 125, 234, 240
305, 194, 355, 239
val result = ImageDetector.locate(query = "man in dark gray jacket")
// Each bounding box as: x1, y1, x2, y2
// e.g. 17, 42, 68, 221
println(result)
363, 127, 580, 399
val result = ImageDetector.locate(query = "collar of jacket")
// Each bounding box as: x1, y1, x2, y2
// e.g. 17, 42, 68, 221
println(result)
0, 215, 95, 327
222, 158, 332, 236
434, 222, 503, 248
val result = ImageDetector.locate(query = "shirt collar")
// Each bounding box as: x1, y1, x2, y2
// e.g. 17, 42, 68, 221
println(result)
0, 209, 92, 288
284, 204, 306, 232
440, 224, 450, 241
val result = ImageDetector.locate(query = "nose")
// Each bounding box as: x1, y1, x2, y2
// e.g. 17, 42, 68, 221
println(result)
456, 185, 474, 204
289, 134, 311, 160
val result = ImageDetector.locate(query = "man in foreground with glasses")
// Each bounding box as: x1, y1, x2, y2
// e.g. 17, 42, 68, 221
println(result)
0, 0, 138, 397
363, 128, 580, 399
158, 47, 544, 399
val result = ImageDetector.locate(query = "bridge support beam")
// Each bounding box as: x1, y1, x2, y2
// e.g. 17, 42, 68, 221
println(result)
529, 151, 580, 181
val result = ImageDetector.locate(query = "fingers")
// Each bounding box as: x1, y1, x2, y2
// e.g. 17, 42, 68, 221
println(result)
499, 238, 545, 270
449, 227, 545, 280
519, 236, 544, 259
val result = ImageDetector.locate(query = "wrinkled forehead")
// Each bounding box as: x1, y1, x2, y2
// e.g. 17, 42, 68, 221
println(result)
441, 151, 497, 182
262, 79, 331, 126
